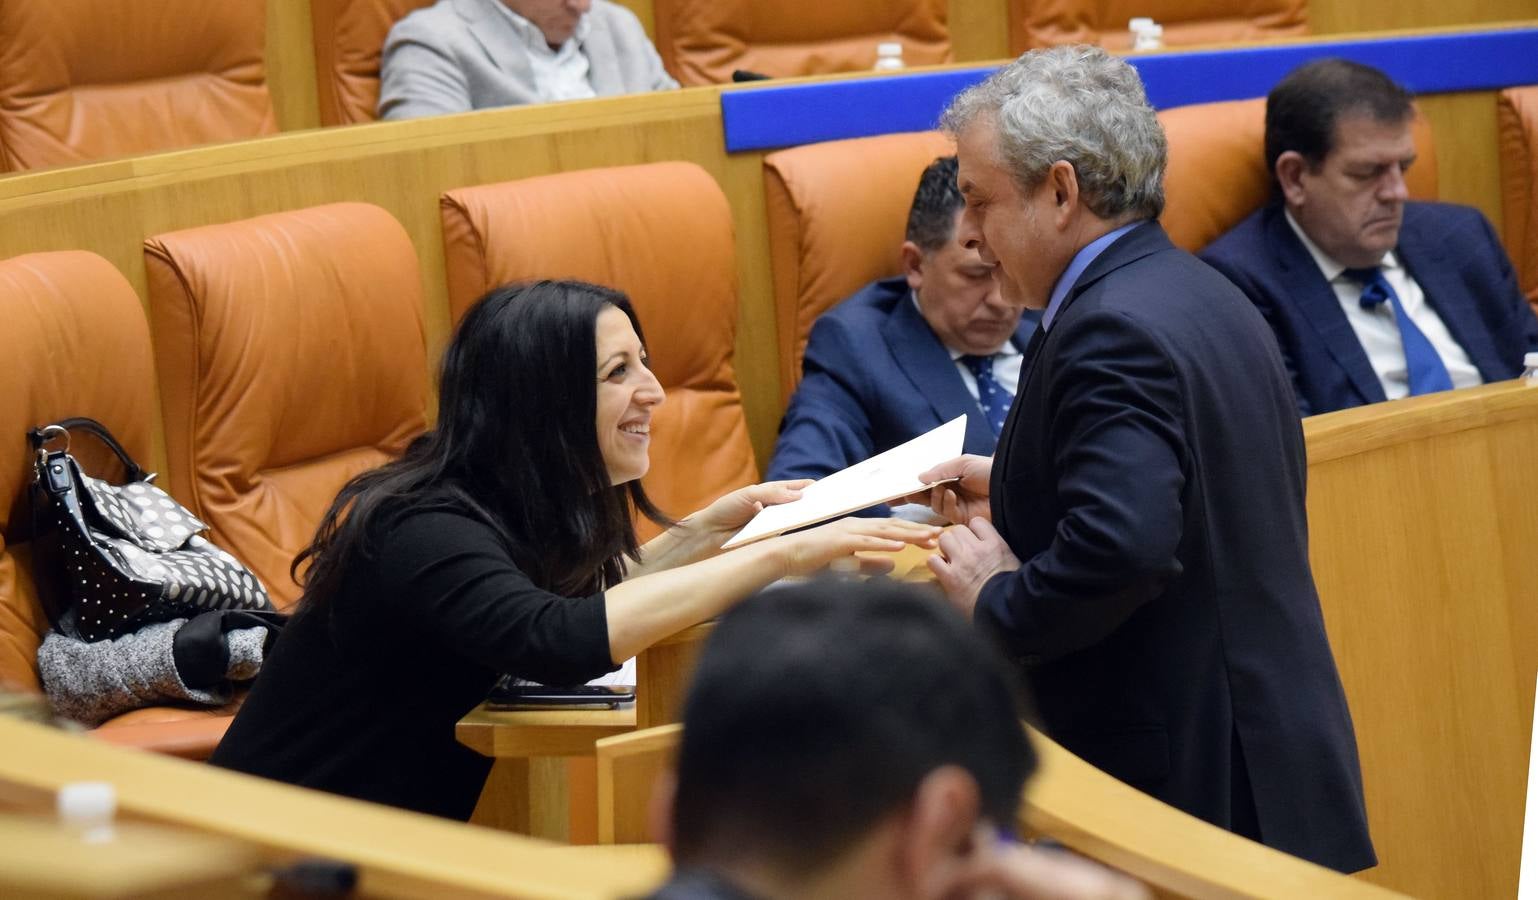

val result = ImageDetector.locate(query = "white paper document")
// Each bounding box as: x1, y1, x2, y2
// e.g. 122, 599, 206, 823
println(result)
721, 415, 967, 550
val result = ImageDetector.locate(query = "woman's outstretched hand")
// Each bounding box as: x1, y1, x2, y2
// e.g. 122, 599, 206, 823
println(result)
773, 517, 942, 578
688, 479, 812, 537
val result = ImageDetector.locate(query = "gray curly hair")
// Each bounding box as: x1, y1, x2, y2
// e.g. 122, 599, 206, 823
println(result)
941, 45, 1167, 221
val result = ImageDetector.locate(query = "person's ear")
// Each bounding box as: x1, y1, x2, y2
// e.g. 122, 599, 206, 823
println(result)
648, 767, 679, 857
1275, 151, 1310, 208
1048, 160, 1079, 229
898, 766, 983, 897
901, 240, 927, 293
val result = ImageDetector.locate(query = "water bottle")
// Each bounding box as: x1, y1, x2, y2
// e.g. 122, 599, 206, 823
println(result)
874, 42, 905, 72
1129, 18, 1164, 52
58, 781, 117, 844
1523, 352, 1538, 386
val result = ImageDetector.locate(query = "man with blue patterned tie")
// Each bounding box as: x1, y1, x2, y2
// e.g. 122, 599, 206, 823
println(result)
766, 156, 1039, 513
1201, 58, 1538, 416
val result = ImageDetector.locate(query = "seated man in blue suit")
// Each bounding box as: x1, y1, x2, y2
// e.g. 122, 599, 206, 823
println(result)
766, 156, 1040, 508
1201, 58, 1538, 416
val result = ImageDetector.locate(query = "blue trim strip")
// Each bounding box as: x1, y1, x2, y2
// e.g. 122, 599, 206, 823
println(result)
721, 27, 1538, 153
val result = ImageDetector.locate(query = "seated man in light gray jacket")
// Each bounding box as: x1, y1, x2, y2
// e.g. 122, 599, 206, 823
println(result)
379, 0, 678, 121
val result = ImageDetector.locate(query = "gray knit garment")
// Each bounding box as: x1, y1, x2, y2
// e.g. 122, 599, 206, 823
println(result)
37, 620, 267, 727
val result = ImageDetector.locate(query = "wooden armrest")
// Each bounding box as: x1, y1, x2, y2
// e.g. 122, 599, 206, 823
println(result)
1023, 727, 1405, 898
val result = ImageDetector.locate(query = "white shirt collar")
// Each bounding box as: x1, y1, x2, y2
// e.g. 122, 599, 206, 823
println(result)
490, 3, 592, 55
907, 290, 1023, 361
1283, 208, 1400, 283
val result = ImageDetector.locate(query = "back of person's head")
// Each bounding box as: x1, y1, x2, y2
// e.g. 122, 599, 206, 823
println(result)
296, 279, 667, 604
941, 45, 1166, 222
905, 155, 964, 252
667, 579, 1034, 880
1265, 58, 1414, 181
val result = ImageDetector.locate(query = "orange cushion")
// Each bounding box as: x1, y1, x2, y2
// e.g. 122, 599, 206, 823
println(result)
654, 0, 950, 85
1010, 0, 1306, 53
441, 162, 758, 534
1498, 86, 1538, 320
144, 203, 430, 610
311, 0, 435, 126
0, 0, 276, 170
763, 130, 956, 400
0, 252, 156, 693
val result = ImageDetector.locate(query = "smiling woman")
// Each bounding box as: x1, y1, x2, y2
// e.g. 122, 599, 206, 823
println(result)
207, 279, 939, 821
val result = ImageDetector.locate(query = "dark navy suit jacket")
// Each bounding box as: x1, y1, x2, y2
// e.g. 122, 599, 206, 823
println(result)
1200, 201, 1538, 416
981, 222, 1375, 873
765, 276, 1038, 497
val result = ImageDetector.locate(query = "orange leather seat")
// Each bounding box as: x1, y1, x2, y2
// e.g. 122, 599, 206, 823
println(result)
0, 250, 236, 756
440, 162, 758, 537
654, 0, 950, 86
0, 0, 277, 171
1158, 97, 1438, 254
144, 203, 431, 610
311, 0, 435, 126
1498, 85, 1538, 319
1009, 0, 1307, 53
762, 130, 955, 399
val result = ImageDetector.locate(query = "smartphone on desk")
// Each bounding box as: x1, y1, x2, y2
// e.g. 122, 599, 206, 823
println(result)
484, 683, 635, 711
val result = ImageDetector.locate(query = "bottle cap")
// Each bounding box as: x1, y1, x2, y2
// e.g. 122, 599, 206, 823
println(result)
1525, 351, 1538, 369
877, 42, 903, 57
57, 782, 116, 843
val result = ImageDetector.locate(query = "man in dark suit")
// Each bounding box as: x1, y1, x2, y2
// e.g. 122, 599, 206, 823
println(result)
919, 46, 1376, 873
766, 156, 1039, 513
1201, 58, 1538, 416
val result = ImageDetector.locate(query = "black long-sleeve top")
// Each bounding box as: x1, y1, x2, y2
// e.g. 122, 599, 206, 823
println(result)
209, 496, 616, 820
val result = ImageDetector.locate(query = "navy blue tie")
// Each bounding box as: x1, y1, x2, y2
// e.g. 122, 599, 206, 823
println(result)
961, 354, 1011, 436
1342, 267, 1453, 396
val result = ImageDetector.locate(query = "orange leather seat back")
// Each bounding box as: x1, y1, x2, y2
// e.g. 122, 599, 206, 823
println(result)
311, 0, 436, 126
0, 252, 157, 692
763, 130, 955, 399
144, 203, 430, 610
1010, 0, 1307, 53
0, 0, 277, 171
654, 0, 950, 86
1159, 97, 1438, 253
1498, 86, 1538, 319
440, 162, 758, 536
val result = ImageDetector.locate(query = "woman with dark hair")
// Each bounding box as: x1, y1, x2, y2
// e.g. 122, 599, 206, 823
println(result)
210, 280, 938, 820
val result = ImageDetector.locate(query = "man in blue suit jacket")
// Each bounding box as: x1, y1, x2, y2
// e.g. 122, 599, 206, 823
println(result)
1201, 59, 1538, 416
766, 156, 1039, 505
922, 47, 1375, 874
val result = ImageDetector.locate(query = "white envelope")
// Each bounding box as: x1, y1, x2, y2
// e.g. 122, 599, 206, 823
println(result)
722, 415, 967, 549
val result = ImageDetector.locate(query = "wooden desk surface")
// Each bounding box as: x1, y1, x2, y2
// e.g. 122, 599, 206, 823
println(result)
457, 705, 638, 758
0, 813, 262, 899
456, 557, 932, 760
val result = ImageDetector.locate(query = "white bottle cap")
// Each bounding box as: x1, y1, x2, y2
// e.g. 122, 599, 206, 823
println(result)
877, 41, 903, 57
57, 781, 117, 843
1128, 17, 1155, 32
1525, 351, 1538, 368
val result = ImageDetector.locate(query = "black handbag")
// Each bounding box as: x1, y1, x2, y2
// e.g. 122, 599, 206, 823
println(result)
28, 418, 274, 642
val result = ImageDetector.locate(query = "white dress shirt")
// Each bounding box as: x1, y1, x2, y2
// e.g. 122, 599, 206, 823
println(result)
1285, 211, 1480, 400
909, 292, 1024, 402
492, 4, 598, 102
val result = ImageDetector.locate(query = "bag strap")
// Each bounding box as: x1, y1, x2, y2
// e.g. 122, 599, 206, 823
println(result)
28, 416, 149, 483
